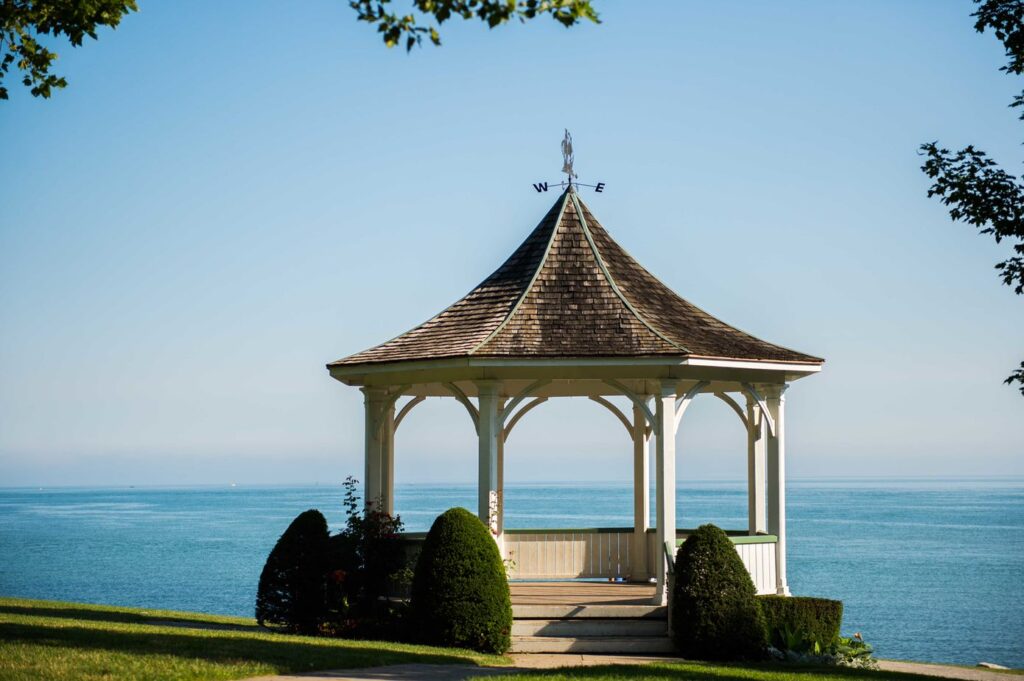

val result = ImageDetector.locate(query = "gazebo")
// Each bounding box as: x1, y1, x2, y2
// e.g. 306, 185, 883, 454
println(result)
327, 185, 822, 605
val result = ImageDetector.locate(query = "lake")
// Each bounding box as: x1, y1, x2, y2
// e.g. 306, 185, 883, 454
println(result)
0, 479, 1020, 668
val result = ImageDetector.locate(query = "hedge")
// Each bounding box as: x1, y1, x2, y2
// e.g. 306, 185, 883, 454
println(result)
758, 595, 843, 650
255, 509, 330, 634
410, 507, 512, 653
671, 524, 766, 660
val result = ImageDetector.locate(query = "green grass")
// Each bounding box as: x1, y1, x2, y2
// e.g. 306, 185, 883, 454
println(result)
486, 661, 986, 680
0, 597, 507, 681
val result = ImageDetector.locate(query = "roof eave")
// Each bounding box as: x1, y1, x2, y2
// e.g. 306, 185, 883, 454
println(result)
326, 354, 823, 387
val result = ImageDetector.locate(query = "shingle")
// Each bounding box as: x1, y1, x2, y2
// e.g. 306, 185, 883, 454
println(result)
330, 189, 822, 367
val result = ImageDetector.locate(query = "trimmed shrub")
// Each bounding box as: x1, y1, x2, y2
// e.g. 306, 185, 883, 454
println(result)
672, 524, 766, 660
256, 509, 330, 634
410, 507, 511, 653
759, 595, 843, 650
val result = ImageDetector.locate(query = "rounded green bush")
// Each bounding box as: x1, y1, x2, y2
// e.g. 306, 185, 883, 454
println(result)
255, 509, 330, 634
410, 507, 512, 653
672, 524, 767, 660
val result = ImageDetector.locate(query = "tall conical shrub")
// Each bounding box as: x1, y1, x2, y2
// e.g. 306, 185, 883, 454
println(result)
410, 507, 511, 653
256, 509, 330, 634
672, 524, 767, 660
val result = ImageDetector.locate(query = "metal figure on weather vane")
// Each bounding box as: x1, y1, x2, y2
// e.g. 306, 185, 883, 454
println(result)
561, 129, 577, 182
533, 129, 604, 194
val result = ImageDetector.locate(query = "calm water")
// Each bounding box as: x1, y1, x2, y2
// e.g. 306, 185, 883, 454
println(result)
0, 480, 1021, 668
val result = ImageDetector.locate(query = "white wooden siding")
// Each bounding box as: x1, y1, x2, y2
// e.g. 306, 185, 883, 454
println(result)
504, 530, 777, 594
504, 530, 633, 579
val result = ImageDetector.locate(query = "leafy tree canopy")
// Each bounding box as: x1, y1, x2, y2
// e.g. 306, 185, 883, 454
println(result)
349, 0, 599, 51
0, 0, 137, 100
920, 0, 1024, 395
1, 0, 598, 100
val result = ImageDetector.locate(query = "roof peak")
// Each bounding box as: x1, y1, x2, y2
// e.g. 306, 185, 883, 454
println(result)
330, 192, 823, 367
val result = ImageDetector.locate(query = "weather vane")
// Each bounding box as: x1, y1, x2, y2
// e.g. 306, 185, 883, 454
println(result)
561, 129, 577, 182
533, 129, 605, 194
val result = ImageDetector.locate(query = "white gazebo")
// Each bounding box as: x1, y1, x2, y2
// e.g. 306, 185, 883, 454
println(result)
327, 186, 822, 604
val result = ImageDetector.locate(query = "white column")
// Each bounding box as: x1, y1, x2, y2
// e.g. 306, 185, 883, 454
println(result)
765, 383, 790, 595
496, 398, 506, 541
632, 402, 650, 580
746, 396, 766, 535
361, 387, 387, 508
654, 380, 677, 604
476, 381, 501, 536
381, 402, 396, 516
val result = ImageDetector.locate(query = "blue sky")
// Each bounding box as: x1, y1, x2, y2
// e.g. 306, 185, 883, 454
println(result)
1, 1, 1021, 487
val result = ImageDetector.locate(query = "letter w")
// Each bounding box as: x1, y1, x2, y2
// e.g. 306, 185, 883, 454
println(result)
533, 182, 548, 193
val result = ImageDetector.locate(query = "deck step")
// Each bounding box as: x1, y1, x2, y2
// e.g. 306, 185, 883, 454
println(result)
512, 618, 667, 637
511, 635, 676, 654
512, 604, 666, 620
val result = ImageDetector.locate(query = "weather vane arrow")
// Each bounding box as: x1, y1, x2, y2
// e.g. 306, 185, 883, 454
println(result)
533, 129, 605, 194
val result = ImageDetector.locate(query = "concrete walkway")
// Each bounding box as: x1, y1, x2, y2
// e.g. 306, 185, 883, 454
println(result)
244, 656, 1018, 681
242, 654, 674, 680
877, 660, 1015, 680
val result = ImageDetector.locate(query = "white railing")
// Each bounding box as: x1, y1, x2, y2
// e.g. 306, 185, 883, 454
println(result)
499, 528, 777, 594
503, 528, 637, 579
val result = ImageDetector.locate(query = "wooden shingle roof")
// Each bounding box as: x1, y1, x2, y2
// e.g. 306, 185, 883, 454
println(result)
331, 189, 822, 368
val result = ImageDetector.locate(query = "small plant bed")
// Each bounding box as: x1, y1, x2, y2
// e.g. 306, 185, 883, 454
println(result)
0, 597, 507, 681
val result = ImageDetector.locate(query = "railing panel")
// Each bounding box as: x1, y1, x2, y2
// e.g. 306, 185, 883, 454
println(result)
410, 527, 778, 589
504, 529, 635, 579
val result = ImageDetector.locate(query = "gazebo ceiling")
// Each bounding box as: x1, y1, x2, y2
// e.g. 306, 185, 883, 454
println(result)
329, 188, 822, 385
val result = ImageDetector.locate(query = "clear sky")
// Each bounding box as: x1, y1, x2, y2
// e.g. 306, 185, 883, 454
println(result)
1, 1, 1021, 487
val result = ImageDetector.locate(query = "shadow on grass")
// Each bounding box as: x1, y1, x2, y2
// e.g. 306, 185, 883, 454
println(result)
0, 621, 481, 673
497, 662, 947, 681
0, 603, 258, 630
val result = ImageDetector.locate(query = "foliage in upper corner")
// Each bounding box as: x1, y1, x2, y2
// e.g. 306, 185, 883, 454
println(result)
920, 0, 1024, 396
0, 0, 138, 100
349, 0, 599, 51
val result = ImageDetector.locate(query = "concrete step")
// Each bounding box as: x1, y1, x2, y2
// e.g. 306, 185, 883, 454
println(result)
512, 618, 667, 637
511, 635, 676, 654
512, 604, 667, 620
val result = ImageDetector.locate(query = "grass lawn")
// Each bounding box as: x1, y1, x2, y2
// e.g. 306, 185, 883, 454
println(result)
0, 596, 506, 681
2, 598, 1016, 681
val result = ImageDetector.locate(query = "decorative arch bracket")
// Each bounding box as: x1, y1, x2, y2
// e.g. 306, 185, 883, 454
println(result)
503, 396, 548, 439
443, 382, 480, 434
394, 395, 425, 431
674, 380, 710, 430
741, 382, 776, 437
713, 391, 748, 428
588, 396, 633, 436
500, 379, 551, 425
602, 379, 655, 427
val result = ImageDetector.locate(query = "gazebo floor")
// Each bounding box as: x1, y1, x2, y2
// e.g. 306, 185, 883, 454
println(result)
510, 580, 656, 606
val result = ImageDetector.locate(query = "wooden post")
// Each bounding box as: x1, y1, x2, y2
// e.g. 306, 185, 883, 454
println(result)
381, 401, 395, 516
361, 387, 387, 509
632, 402, 650, 580
654, 380, 677, 605
765, 383, 790, 595
476, 381, 500, 535
746, 396, 766, 535
496, 397, 506, 543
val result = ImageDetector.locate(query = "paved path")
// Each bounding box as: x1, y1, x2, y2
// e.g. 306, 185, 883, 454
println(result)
244, 656, 1018, 681
877, 660, 1014, 680
242, 654, 675, 680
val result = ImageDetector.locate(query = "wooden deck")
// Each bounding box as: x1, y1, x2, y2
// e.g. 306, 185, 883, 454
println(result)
510, 581, 656, 606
